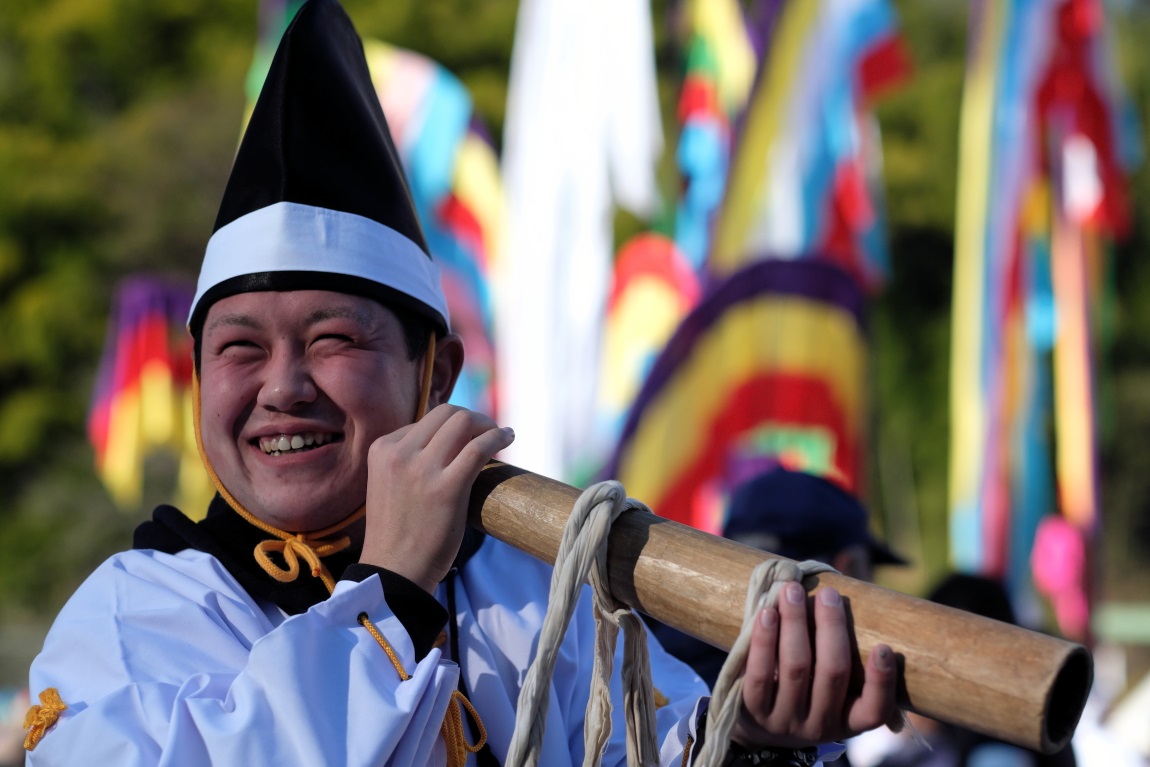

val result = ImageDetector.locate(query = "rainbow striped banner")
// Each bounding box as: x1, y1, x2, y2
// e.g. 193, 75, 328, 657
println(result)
596, 0, 908, 528
592, 233, 700, 471
604, 259, 867, 532
672, 0, 756, 270
88, 277, 212, 514
363, 40, 504, 418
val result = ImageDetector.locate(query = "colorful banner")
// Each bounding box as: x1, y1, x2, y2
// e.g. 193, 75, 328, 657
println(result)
949, 0, 1139, 639
672, 0, 756, 270
708, 0, 909, 289
87, 277, 211, 514
604, 260, 867, 533
593, 233, 700, 466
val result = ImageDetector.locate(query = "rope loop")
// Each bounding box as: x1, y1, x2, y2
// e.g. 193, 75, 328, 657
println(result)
506, 481, 660, 767
441, 689, 488, 767
253, 534, 349, 591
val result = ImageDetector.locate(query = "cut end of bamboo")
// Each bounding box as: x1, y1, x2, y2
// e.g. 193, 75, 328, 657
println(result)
1043, 644, 1092, 753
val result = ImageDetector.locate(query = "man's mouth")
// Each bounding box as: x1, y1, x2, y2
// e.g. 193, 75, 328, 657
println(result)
258, 432, 334, 456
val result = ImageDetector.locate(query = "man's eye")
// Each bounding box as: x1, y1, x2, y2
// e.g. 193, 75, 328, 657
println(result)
219, 339, 258, 352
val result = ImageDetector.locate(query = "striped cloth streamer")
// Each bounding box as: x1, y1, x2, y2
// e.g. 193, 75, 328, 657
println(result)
603, 260, 867, 531
949, 0, 1009, 573
87, 277, 211, 514
592, 234, 700, 466
709, 0, 907, 284
362, 40, 504, 418
948, 0, 1139, 636
672, 0, 756, 270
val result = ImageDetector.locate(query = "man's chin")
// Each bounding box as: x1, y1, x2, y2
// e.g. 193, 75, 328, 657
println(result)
231, 492, 348, 532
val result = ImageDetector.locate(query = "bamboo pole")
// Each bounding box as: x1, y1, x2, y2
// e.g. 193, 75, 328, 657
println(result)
468, 462, 1092, 755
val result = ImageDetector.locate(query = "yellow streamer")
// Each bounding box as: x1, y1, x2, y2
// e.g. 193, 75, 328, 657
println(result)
947, 0, 1009, 553
710, 0, 822, 272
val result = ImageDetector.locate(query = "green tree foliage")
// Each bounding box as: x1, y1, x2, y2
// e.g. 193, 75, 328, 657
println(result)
0, 0, 254, 682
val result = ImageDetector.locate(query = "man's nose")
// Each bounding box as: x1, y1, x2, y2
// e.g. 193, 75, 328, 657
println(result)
257, 351, 317, 411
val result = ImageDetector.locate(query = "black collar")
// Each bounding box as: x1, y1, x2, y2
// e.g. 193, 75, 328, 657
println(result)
134, 494, 487, 615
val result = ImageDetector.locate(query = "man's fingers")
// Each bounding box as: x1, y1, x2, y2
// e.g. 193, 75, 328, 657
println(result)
452, 424, 515, 475
845, 643, 899, 735
741, 601, 780, 717
373, 402, 458, 458
808, 587, 852, 730
404, 402, 467, 450
423, 406, 511, 473
771, 581, 812, 722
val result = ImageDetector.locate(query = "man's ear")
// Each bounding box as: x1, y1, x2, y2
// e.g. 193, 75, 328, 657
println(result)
426, 332, 464, 409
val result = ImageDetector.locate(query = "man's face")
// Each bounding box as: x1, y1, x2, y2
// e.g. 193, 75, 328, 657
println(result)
198, 290, 421, 531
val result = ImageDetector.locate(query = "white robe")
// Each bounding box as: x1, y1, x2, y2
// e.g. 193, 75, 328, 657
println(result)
27, 535, 710, 766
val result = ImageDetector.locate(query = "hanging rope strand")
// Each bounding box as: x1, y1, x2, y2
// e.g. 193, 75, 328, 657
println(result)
504, 480, 901, 767
506, 481, 661, 767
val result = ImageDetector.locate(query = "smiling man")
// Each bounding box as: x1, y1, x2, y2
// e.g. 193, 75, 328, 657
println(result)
24, 1, 898, 764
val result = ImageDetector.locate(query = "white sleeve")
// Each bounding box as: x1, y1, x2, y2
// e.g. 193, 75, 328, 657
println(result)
26, 551, 457, 766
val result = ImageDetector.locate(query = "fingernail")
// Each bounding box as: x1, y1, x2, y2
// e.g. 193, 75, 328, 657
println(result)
502, 427, 515, 438
818, 588, 841, 607
785, 582, 805, 604
759, 606, 777, 629
874, 646, 893, 672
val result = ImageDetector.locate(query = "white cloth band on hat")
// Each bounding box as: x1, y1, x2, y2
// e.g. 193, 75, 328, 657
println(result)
190, 200, 449, 326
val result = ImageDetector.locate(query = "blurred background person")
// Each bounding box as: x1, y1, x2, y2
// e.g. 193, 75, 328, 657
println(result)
646, 466, 909, 689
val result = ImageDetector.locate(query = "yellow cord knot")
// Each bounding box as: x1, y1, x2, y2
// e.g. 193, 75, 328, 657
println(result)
253, 532, 350, 591
441, 689, 487, 767
23, 688, 67, 752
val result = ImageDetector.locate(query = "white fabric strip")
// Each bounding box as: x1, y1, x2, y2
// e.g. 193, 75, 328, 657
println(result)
190, 201, 449, 325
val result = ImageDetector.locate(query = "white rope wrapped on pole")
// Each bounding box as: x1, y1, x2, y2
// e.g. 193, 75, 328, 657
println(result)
505, 481, 847, 767
694, 557, 838, 766
505, 481, 660, 767
468, 462, 1093, 756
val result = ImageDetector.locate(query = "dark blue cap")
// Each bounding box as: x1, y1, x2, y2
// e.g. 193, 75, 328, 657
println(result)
723, 468, 908, 566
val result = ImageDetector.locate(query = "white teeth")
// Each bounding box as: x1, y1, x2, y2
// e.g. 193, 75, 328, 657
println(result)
259, 432, 332, 454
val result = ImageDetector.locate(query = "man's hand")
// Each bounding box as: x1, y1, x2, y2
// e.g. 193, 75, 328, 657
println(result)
732, 581, 900, 750
361, 404, 514, 592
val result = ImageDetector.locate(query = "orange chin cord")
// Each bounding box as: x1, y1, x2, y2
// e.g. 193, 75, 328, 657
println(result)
414, 332, 436, 422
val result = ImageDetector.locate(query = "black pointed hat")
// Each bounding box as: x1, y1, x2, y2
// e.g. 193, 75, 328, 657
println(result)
188, 0, 448, 334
